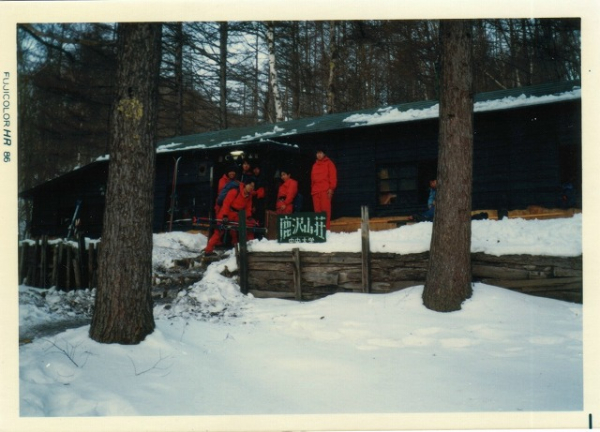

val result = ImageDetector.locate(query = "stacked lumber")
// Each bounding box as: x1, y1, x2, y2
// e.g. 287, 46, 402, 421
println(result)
329, 206, 580, 233
506, 205, 580, 220
330, 216, 412, 233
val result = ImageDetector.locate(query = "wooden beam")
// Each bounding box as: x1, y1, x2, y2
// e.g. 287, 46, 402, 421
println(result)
18, 243, 28, 285
51, 242, 60, 288
292, 248, 302, 300
238, 210, 248, 295
88, 242, 96, 288
361, 206, 371, 293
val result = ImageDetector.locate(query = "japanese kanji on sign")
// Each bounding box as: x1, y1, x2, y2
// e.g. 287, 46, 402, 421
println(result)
277, 212, 327, 243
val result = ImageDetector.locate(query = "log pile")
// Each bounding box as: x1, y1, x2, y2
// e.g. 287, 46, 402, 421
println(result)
329, 206, 581, 233
246, 250, 582, 303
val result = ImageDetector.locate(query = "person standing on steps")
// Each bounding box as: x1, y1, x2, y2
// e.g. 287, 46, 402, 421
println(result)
215, 165, 238, 214
411, 179, 437, 222
276, 169, 298, 215
204, 180, 256, 255
218, 165, 238, 192
239, 159, 254, 185
311, 149, 337, 230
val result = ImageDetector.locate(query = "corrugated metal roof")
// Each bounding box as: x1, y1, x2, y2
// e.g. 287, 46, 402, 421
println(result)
156, 80, 580, 154
21, 81, 580, 196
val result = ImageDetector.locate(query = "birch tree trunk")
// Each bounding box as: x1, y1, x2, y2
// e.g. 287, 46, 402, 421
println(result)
422, 20, 474, 312
89, 23, 162, 344
266, 21, 284, 122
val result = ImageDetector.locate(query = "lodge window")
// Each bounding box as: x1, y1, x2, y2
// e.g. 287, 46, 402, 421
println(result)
377, 165, 418, 206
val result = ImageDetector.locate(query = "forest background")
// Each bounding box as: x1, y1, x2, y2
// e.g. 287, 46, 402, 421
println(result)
17, 19, 580, 197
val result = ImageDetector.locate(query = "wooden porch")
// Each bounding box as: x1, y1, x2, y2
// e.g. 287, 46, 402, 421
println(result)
329, 206, 581, 233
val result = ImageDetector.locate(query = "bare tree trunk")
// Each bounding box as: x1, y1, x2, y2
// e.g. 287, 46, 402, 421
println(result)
422, 20, 474, 312
89, 23, 162, 344
291, 21, 301, 119
326, 21, 338, 114
175, 23, 184, 136
219, 22, 228, 129
253, 28, 260, 123
266, 21, 284, 122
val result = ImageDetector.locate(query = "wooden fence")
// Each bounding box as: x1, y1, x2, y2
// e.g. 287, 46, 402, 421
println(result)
19, 207, 582, 304
241, 206, 582, 303
243, 249, 582, 303
18, 234, 99, 290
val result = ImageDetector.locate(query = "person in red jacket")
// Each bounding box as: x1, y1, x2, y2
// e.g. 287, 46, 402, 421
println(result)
218, 166, 238, 192
276, 169, 298, 215
311, 149, 337, 230
215, 166, 238, 214
205, 180, 255, 255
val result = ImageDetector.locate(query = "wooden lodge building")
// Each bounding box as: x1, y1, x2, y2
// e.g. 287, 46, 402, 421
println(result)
20, 80, 582, 239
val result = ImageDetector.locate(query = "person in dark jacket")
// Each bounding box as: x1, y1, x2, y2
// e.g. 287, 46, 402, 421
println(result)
311, 150, 337, 230
412, 179, 437, 222
239, 159, 255, 185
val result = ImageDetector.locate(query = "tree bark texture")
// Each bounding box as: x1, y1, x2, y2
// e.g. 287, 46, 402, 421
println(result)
266, 21, 285, 123
327, 21, 338, 114
422, 20, 474, 312
89, 23, 162, 344
219, 22, 229, 130
175, 23, 184, 136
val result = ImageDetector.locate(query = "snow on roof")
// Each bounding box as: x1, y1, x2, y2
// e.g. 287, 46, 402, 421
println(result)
30, 81, 580, 186
154, 81, 580, 153
343, 87, 581, 127
155, 126, 299, 154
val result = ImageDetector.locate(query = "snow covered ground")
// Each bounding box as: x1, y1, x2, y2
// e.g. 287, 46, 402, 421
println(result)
12, 215, 591, 430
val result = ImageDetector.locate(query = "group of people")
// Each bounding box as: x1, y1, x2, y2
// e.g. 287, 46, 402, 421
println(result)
203, 149, 338, 255
276, 149, 338, 227
202, 150, 577, 255
204, 161, 263, 255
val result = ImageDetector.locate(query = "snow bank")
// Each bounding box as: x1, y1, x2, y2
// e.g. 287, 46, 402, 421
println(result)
152, 231, 207, 269
249, 214, 582, 257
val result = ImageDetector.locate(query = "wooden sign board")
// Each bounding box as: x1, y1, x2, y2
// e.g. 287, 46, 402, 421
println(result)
277, 212, 327, 243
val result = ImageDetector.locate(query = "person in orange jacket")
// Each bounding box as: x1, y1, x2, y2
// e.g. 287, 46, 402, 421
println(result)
205, 180, 255, 255
276, 169, 298, 215
311, 149, 337, 230
215, 166, 238, 214
218, 165, 238, 192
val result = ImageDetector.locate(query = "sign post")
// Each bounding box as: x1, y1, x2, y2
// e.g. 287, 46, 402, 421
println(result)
238, 210, 248, 294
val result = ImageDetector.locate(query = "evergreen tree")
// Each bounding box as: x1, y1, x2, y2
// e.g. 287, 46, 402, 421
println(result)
422, 20, 474, 312
89, 23, 162, 344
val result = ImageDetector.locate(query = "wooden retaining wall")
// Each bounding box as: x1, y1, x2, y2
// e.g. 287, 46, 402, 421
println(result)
245, 250, 582, 303
18, 235, 99, 290
20, 205, 582, 304
243, 207, 582, 303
